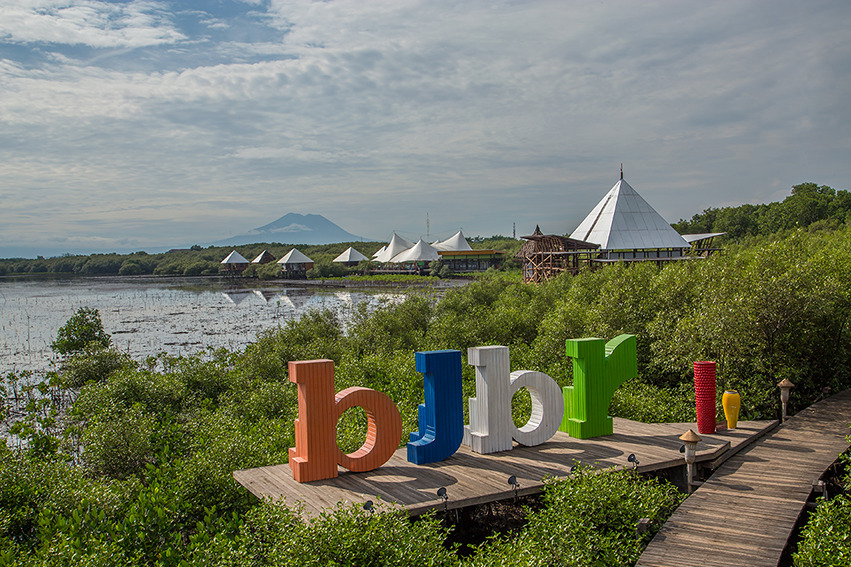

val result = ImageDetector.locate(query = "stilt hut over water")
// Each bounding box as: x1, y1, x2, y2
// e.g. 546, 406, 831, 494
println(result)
220, 250, 250, 274
333, 247, 369, 267
251, 250, 276, 264
277, 248, 314, 279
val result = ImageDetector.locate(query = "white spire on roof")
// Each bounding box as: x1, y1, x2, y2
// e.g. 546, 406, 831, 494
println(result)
277, 248, 313, 264
390, 239, 440, 263
221, 250, 249, 264
374, 233, 414, 262
333, 247, 369, 263
433, 230, 473, 251
570, 178, 690, 250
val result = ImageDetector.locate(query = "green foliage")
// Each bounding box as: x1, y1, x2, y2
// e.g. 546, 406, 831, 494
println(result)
306, 260, 350, 279
51, 307, 111, 355
673, 182, 849, 241
466, 466, 684, 566
794, 451, 851, 566
60, 345, 135, 388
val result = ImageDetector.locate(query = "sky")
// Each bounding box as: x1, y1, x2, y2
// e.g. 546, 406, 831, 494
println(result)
1, 0, 849, 257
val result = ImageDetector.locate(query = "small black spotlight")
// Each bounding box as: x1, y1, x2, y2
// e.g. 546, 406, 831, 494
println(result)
627, 453, 639, 469
363, 500, 374, 513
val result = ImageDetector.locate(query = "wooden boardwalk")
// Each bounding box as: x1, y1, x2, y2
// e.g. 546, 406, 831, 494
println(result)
636, 388, 851, 567
234, 418, 776, 518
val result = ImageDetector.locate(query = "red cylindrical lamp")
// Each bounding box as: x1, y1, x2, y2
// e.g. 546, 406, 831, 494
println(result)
693, 361, 717, 434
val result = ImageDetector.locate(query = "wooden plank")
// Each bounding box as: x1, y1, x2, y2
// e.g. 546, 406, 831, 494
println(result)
636, 388, 851, 567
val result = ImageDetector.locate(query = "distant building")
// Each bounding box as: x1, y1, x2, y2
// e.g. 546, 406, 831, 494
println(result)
251, 250, 277, 264
570, 173, 692, 263
333, 247, 369, 267
517, 227, 599, 283
277, 248, 314, 279
220, 250, 250, 274
519, 171, 723, 283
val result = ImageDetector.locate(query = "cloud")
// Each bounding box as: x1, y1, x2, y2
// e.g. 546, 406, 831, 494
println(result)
0, 0, 185, 48
1, 0, 850, 256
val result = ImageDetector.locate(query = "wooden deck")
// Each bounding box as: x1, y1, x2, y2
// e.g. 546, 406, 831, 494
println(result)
233, 417, 776, 518
636, 388, 851, 567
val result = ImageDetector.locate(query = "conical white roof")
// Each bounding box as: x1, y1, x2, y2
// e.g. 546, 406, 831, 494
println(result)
390, 239, 440, 263
372, 245, 386, 258
333, 247, 369, 263
433, 230, 473, 251
570, 178, 690, 250
221, 250, 249, 264
277, 248, 313, 264
374, 233, 414, 262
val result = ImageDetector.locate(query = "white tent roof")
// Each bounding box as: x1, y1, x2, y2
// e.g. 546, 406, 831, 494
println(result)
390, 239, 440, 263
333, 247, 369, 263
433, 230, 473, 251
221, 250, 249, 264
277, 248, 313, 264
372, 245, 386, 258
374, 233, 414, 263
570, 178, 690, 250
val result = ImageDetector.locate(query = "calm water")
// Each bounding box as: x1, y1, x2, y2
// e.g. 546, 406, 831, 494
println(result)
0, 276, 407, 375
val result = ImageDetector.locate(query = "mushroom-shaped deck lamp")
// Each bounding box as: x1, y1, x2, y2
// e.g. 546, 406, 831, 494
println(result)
679, 429, 702, 494
778, 378, 795, 422
679, 429, 701, 465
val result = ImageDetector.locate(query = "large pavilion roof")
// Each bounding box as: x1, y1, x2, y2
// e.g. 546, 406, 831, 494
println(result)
433, 230, 473, 252
570, 178, 690, 250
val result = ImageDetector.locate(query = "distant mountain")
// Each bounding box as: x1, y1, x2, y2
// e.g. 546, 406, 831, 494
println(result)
212, 213, 368, 246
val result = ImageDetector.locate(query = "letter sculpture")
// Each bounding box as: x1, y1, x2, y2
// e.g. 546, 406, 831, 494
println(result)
560, 334, 637, 439
407, 350, 464, 464
288, 359, 402, 483
464, 345, 564, 453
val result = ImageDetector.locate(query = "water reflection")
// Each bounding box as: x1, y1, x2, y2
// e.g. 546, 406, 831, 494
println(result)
0, 277, 406, 375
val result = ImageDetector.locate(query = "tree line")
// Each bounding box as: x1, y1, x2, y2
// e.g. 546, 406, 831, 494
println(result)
672, 182, 851, 241
0, 237, 524, 279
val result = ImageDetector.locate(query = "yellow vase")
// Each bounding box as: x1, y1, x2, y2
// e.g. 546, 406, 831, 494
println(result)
722, 390, 741, 429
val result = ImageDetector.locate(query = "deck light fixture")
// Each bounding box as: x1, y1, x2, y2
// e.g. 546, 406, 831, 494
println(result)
507, 475, 520, 499
436, 486, 448, 511
679, 429, 701, 493
778, 379, 795, 422
627, 453, 639, 470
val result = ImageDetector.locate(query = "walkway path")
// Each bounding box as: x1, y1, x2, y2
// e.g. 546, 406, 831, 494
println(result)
234, 418, 775, 518
636, 388, 851, 567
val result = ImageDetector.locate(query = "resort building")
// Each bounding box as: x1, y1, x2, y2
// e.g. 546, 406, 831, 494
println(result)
518, 171, 722, 282
570, 173, 692, 262
220, 250, 250, 274
277, 248, 314, 279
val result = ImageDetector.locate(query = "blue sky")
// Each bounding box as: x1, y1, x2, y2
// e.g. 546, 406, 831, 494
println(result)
1, 0, 849, 257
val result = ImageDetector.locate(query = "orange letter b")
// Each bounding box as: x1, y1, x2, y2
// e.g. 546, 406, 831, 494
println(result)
288, 359, 402, 483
